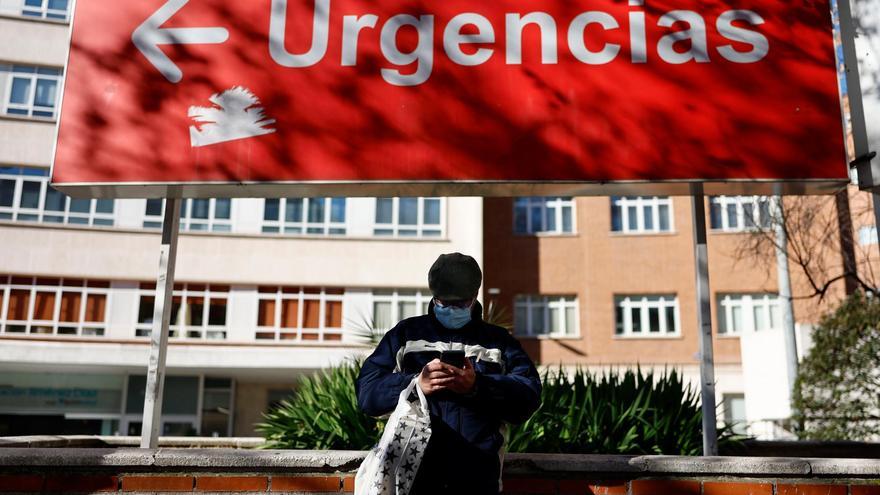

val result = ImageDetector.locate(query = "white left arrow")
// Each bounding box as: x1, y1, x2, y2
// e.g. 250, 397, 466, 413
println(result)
132, 0, 229, 83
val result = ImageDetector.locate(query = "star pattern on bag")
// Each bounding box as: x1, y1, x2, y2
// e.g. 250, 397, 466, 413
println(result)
356, 379, 432, 495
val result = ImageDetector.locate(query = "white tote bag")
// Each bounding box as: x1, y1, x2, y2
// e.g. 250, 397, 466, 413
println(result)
355, 377, 432, 495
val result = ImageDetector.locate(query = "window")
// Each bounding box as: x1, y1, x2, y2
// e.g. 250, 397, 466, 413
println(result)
374, 197, 443, 237
262, 198, 345, 235
255, 286, 343, 341
16, 0, 70, 20
201, 377, 233, 437
859, 226, 878, 246
267, 389, 291, 410
2, 65, 63, 118
614, 295, 679, 337
513, 197, 575, 234
514, 295, 578, 337
717, 293, 781, 335
0, 167, 114, 226
372, 289, 432, 330
143, 198, 232, 232
0, 275, 109, 336
136, 283, 229, 340
611, 196, 673, 233
722, 393, 748, 435
709, 196, 772, 232
124, 375, 201, 436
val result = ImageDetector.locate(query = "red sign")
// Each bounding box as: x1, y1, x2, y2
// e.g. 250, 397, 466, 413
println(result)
53, 0, 847, 197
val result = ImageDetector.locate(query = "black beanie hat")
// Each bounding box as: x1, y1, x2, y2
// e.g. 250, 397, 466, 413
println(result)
428, 253, 482, 300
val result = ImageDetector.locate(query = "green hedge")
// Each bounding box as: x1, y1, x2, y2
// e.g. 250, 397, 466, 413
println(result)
258, 361, 741, 454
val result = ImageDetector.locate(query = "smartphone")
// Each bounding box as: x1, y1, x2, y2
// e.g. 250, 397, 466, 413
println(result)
440, 350, 466, 368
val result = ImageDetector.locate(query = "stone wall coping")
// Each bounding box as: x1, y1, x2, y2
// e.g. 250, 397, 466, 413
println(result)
3, 436, 878, 459
0, 435, 265, 449
0, 448, 879, 477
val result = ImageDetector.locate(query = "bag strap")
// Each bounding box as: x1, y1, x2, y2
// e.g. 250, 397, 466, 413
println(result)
413, 376, 429, 413
397, 376, 429, 415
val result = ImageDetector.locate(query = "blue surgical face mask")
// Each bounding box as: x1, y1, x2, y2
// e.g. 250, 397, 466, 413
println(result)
434, 300, 473, 329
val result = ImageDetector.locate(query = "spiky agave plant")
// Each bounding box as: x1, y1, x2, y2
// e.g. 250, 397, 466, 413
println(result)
258, 310, 389, 450
257, 359, 385, 450
484, 300, 513, 331
507, 367, 743, 455
258, 346, 744, 453
344, 312, 386, 347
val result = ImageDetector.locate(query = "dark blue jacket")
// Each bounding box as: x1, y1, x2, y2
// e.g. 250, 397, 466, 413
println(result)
356, 301, 541, 494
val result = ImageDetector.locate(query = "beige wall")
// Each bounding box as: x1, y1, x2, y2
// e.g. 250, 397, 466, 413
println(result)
0, 200, 481, 288
0, 17, 69, 67
0, 119, 57, 167
0, 15, 69, 169
234, 381, 296, 437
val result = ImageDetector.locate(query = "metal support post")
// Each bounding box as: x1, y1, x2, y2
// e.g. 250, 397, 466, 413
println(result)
691, 183, 719, 456
773, 196, 798, 395
140, 198, 181, 449
873, 193, 880, 255
837, 0, 879, 253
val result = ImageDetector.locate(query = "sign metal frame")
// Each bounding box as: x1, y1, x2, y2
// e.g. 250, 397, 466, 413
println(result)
52, 179, 850, 200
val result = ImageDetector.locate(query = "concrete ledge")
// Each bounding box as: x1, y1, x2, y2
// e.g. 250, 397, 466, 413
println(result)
152, 449, 365, 471
503, 454, 644, 474
1, 448, 879, 478
807, 458, 880, 476
3, 436, 878, 459
100, 436, 265, 449
0, 448, 156, 467
0, 435, 98, 448
638, 456, 813, 475
0, 436, 264, 449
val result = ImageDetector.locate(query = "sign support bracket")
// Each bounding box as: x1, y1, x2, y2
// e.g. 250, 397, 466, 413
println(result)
140, 198, 181, 449
691, 183, 719, 456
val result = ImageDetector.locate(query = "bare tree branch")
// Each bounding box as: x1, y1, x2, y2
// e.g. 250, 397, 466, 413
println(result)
732, 193, 878, 305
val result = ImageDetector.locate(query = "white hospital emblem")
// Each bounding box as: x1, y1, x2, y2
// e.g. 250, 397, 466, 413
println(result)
188, 86, 276, 147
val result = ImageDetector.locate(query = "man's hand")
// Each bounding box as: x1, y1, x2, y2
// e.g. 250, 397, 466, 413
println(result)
418, 358, 476, 395
418, 359, 453, 395
445, 357, 476, 394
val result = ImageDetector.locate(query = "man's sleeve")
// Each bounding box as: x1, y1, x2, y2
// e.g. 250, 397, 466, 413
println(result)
469, 331, 542, 424
356, 326, 418, 417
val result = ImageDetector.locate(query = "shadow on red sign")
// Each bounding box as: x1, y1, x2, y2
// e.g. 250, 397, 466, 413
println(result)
52, 0, 848, 198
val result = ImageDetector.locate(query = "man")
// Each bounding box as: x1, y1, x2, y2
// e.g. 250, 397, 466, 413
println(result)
356, 252, 542, 494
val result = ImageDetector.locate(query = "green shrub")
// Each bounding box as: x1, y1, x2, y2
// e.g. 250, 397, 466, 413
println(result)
259, 362, 741, 454
793, 291, 880, 441
257, 359, 384, 450
508, 367, 740, 455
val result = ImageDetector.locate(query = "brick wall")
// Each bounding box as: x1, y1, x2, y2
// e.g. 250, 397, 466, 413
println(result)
2, 474, 880, 494
0, 449, 878, 495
